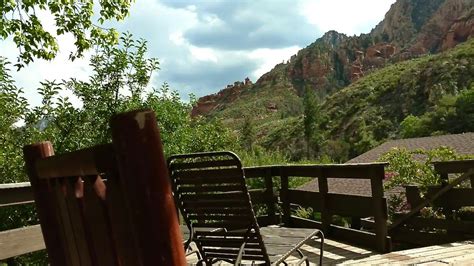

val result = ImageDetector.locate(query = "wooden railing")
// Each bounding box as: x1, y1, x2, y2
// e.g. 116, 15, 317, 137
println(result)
0, 182, 43, 260
244, 163, 391, 253
0, 162, 391, 260
3, 159, 473, 260
391, 159, 474, 246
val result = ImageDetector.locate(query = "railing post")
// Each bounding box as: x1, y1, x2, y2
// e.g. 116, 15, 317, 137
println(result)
370, 166, 389, 253
439, 173, 449, 186
318, 169, 331, 234
280, 169, 291, 226
264, 168, 277, 225
350, 217, 361, 230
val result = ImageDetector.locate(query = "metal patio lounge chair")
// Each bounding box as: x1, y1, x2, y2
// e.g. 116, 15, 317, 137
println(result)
168, 151, 324, 265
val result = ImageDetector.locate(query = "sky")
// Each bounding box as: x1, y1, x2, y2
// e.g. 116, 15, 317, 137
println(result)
1, 0, 396, 107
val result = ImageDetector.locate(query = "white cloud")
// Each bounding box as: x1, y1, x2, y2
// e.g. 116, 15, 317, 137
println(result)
248, 46, 301, 79
0, 34, 90, 107
300, 0, 396, 35
1, 0, 397, 105
189, 46, 219, 63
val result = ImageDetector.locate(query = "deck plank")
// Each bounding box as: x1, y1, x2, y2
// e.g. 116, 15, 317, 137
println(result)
345, 240, 474, 265
186, 239, 474, 265
2, 222, 472, 265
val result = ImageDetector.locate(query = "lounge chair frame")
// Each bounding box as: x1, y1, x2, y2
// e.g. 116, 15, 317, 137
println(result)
168, 151, 324, 265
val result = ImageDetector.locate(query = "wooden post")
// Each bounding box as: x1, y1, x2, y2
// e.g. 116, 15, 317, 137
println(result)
110, 109, 186, 265
280, 172, 291, 226
351, 217, 361, 230
23, 142, 72, 265
370, 166, 389, 253
318, 169, 331, 235
264, 168, 277, 224
437, 168, 454, 220
439, 172, 449, 186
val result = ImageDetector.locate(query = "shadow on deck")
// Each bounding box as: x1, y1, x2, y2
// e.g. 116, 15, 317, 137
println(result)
186, 238, 474, 265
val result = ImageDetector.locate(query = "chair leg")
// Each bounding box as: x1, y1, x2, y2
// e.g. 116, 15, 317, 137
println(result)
296, 249, 309, 266
316, 231, 325, 265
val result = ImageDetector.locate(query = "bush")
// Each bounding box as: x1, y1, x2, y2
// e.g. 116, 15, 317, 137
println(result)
380, 146, 472, 190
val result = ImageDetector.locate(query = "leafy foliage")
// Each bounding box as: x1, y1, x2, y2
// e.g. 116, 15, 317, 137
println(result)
0, 33, 235, 263
400, 86, 474, 138
1, 0, 133, 68
317, 39, 474, 159
380, 147, 473, 190
381, 147, 474, 221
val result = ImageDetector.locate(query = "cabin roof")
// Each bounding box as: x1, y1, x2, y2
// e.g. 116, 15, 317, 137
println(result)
299, 132, 474, 196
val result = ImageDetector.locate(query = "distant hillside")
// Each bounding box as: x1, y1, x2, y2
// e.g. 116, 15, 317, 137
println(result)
259, 39, 473, 160
191, 0, 474, 161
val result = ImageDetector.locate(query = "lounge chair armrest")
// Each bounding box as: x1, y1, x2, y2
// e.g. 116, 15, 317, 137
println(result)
235, 241, 247, 265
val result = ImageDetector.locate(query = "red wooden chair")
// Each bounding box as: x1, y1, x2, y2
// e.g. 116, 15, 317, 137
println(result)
23, 109, 186, 266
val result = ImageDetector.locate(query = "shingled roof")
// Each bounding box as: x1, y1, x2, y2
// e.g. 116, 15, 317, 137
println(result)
299, 132, 474, 196
347, 132, 474, 164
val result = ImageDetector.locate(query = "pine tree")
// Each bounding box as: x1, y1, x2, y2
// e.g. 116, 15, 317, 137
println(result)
303, 86, 320, 158
240, 115, 256, 151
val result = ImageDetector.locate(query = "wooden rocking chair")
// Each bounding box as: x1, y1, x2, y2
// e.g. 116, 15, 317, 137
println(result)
23, 110, 186, 265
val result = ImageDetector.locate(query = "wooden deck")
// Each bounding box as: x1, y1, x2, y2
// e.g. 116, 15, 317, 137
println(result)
186, 239, 474, 265
1, 223, 473, 264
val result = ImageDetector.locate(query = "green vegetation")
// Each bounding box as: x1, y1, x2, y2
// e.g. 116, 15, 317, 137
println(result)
400, 86, 474, 138
381, 147, 473, 190
303, 85, 323, 158
1, 0, 133, 68
204, 38, 474, 164
265, 39, 474, 161
0, 33, 236, 263
380, 147, 474, 220
323, 39, 474, 158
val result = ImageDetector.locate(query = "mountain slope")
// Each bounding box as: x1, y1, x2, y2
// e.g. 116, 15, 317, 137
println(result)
259, 39, 473, 160
191, 0, 474, 160
192, 0, 473, 122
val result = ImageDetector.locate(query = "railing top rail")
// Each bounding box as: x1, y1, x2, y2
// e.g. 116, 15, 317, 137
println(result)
432, 159, 474, 165
432, 159, 474, 174
0, 182, 31, 189
244, 162, 387, 170
0, 182, 34, 208
244, 163, 387, 179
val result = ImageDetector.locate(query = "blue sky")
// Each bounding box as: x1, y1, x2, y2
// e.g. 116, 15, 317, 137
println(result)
1, 0, 395, 106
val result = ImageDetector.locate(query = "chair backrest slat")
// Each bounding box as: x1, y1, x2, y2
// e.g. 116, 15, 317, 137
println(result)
62, 178, 93, 266
79, 177, 117, 265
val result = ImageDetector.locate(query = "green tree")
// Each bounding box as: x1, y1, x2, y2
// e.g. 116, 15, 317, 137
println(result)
400, 115, 429, 138
322, 139, 350, 163
0, 57, 28, 183
455, 86, 474, 132
380, 147, 472, 190
0, 33, 235, 263
240, 115, 256, 151
1, 0, 134, 68
303, 86, 323, 158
